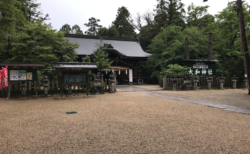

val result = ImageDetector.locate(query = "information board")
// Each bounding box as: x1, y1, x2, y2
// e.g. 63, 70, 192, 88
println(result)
62, 72, 86, 84
184, 61, 216, 76
9, 69, 37, 81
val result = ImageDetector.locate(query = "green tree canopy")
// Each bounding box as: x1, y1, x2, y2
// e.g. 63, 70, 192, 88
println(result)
9, 21, 78, 67
154, 0, 186, 30
84, 17, 102, 36
59, 24, 71, 34
186, 3, 214, 28
71, 24, 83, 34
113, 6, 136, 38
93, 40, 112, 70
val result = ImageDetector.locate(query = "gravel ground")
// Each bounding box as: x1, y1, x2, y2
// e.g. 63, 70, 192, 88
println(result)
1, 90, 250, 153
135, 85, 250, 109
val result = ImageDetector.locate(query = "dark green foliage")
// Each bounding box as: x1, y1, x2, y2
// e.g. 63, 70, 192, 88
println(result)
154, 0, 186, 30
59, 24, 71, 34
82, 55, 91, 63
84, 17, 102, 36
93, 40, 112, 70
97, 26, 119, 37
113, 6, 136, 38
71, 24, 83, 34
59, 24, 83, 34
9, 21, 78, 67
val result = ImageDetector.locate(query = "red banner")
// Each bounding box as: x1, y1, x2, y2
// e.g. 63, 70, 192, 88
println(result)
2, 67, 8, 89
5, 67, 8, 88
0, 70, 2, 91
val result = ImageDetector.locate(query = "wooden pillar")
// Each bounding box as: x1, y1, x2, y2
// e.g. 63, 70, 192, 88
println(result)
38, 77, 41, 90
29, 81, 31, 91
52, 80, 54, 90
7, 82, 11, 99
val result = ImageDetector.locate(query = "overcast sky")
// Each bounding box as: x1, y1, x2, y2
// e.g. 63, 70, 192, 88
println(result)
37, 0, 247, 32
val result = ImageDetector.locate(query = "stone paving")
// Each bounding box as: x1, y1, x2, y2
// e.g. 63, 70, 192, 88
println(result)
117, 85, 250, 115
0, 86, 250, 153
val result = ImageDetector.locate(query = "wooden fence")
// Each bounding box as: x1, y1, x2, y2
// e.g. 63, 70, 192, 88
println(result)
165, 77, 242, 89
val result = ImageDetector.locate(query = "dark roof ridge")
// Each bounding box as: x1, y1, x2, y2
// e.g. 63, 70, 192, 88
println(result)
64, 34, 138, 42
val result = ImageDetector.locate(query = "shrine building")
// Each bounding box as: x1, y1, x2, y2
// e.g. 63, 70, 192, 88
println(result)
64, 34, 151, 85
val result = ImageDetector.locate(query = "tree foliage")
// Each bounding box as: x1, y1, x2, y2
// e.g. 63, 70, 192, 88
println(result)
82, 55, 91, 63
84, 17, 102, 36
113, 6, 136, 38
97, 26, 119, 37
93, 40, 112, 70
9, 21, 78, 67
59, 24, 83, 34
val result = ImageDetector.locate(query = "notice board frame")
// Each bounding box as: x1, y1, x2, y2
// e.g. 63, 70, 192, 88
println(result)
60, 69, 89, 96
8, 69, 37, 82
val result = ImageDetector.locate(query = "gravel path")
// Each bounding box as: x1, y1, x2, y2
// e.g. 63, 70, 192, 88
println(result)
135, 85, 250, 109
1, 89, 250, 153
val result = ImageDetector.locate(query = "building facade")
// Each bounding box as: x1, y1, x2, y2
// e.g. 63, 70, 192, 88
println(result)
64, 34, 151, 84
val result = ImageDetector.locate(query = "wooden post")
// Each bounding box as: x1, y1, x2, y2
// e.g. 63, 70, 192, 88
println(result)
19, 81, 21, 91
29, 81, 31, 91
52, 80, 54, 90
208, 33, 213, 61
48, 80, 50, 91
56, 80, 58, 90
7, 82, 11, 99
34, 81, 37, 91
163, 73, 166, 90
38, 77, 41, 90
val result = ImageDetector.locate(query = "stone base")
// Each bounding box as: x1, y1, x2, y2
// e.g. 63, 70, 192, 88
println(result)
181, 84, 193, 90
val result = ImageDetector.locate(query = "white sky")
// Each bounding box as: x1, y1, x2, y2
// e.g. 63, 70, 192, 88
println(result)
37, 0, 249, 32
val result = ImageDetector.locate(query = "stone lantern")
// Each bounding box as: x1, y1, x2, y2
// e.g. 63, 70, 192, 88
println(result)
109, 72, 116, 92
219, 74, 225, 90
171, 72, 178, 91
193, 75, 199, 90
207, 76, 213, 90
93, 72, 103, 94
43, 76, 49, 97
231, 74, 238, 89
182, 71, 192, 90
21, 81, 27, 97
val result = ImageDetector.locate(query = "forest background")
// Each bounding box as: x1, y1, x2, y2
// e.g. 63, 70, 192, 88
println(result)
1, 0, 250, 82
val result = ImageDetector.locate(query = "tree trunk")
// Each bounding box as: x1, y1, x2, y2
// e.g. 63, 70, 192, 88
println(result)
237, 0, 250, 94
185, 37, 189, 60
208, 33, 213, 61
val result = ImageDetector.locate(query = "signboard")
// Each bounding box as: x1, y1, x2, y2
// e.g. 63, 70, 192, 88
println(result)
184, 61, 216, 76
10, 70, 18, 81
129, 69, 133, 82
62, 72, 86, 84
8, 70, 37, 81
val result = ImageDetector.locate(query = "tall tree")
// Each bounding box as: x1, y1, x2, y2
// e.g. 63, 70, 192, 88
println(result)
0, 0, 27, 62
21, 0, 50, 23
97, 26, 119, 37
71, 24, 83, 34
59, 24, 72, 34
113, 6, 136, 38
154, 0, 186, 30
186, 3, 214, 28
84, 17, 102, 36
9, 21, 78, 66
